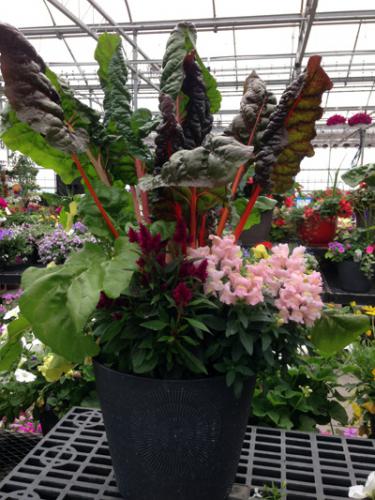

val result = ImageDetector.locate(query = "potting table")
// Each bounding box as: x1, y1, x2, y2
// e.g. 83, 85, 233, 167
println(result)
0, 407, 374, 499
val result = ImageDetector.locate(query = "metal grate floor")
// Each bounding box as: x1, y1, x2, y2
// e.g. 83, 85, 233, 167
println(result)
0, 432, 41, 482
0, 407, 374, 499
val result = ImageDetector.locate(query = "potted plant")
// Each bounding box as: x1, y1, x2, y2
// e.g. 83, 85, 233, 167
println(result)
290, 188, 353, 246
0, 22, 369, 500
325, 228, 375, 293
235, 193, 277, 246
343, 163, 375, 228
0, 227, 34, 271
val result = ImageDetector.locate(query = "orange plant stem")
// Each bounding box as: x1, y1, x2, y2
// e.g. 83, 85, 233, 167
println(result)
71, 153, 119, 240
130, 186, 143, 225
135, 159, 151, 224
216, 100, 266, 236
233, 184, 261, 242
199, 213, 207, 247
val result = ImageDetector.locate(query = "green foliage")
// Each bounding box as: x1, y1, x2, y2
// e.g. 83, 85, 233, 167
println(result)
18, 238, 138, 363
94, 33, 155, 184
251, 356, 347, 431
160, 22, 221, 113
0, 109, 79, 184
311, 310, 370, 355
233, 196, 276, 230
78, 181, 135, 238
7, 153, 39, 194
342, 163, 375, 188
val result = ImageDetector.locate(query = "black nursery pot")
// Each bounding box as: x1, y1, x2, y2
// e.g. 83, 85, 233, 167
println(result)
94, 361, 255, 500
337, 260, 372, 293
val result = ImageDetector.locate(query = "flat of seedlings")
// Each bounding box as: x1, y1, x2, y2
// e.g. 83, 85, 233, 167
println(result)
0, 407, 374, 499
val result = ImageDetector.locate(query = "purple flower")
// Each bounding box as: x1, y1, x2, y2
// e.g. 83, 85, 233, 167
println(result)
73, 221, 87, 234
328, 242, 345, 253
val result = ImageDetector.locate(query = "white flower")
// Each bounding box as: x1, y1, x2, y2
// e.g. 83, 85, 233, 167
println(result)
349, 471, 375, 499
4, 306, 19, 320
14, 369, 36, 383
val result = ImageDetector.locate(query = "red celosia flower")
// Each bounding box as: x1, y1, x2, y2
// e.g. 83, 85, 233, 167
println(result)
274, 218, 286, 227
128, 227, 139, 243
284, 196, 295, 208
96, 291, 114, 309
195, 259, 208, 282
156, 253, 166, 267
172, 282, 193, 307
259, 241, 272, 249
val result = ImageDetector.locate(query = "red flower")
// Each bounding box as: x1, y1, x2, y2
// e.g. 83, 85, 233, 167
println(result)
360, 182, 367, 189
326, 114, 346, 126
247, 177, 254, 185
348, 112, 372, 127
173, 218, 188, 254
96, 291, 114, 309
274, 218, 286, 227
128, 225, 164, 254
304, 207, 315, 219
172, 283, 193, 307
284, 196, 295, 208
195, 259, 208, 282
338, 199, 353, 217
259, 241, 272, 249
55, 206, 62, 215
128, 227, 139, 243
0, 198, 7, 209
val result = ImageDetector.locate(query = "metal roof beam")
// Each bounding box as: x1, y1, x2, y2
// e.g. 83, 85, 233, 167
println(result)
85, 0, 160, 71
19, 10, 375, 37
45, 0, 159, 91
294, 0, 319, 75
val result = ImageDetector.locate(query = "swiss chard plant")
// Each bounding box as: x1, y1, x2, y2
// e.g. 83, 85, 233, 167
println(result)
0, 23, 369, 389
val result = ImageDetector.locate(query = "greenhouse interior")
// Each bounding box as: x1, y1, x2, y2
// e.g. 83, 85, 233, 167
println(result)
0, 1, 375, 499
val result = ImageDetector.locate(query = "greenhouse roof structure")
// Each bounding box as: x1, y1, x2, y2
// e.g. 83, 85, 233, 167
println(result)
1, 0, 375, 190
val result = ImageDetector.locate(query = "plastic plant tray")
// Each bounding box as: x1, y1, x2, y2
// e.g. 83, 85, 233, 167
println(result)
0, 407, 374, 499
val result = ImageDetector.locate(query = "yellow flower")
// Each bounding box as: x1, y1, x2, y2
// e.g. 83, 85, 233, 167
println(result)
350, 301, 357, 308
252, 244, 269, 260
362, 306, 375, 317
352, 402, 362, 419
38, 354, 74, 383
362, 401, 375, 415
355, 310, 361, 315
366, 330, 373, 337
326, 303, 336, 309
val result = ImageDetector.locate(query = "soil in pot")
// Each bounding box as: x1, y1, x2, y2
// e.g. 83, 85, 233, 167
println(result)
94, 361, 255, 500
239, 210, 273, 247
337, 260, 372, 293
298, 215, 337, 246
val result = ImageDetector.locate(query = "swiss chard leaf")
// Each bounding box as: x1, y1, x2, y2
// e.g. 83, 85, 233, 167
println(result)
311, 312, 370, 355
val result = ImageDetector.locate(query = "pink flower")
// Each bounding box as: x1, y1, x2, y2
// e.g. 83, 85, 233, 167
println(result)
219, 282, 236, 305
0, 198, 7, 209
366, 245, 374, 255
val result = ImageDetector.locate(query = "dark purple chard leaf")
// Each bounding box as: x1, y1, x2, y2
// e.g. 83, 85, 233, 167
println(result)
0, 23, 88, 153
181, 54, 213, 149
224, 71, 277, 146
154, 93, 185, 173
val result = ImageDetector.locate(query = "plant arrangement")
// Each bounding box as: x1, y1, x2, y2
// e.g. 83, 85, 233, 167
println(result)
343, 163, 375, 228
0, 226, 34, 268
325, 228, 375, 280
0, 22, 370, 500
348, 112, 372, 127
37, 223, 96, 265
288, 187, 353, 245
343, 342, 375, 439
250, 355, 347, 431
326, 114, 346, 126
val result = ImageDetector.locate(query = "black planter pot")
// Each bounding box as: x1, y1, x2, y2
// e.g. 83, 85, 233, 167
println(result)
94, 361, 255, 500
239, 210, 273, 247
337, 261, 372, 293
